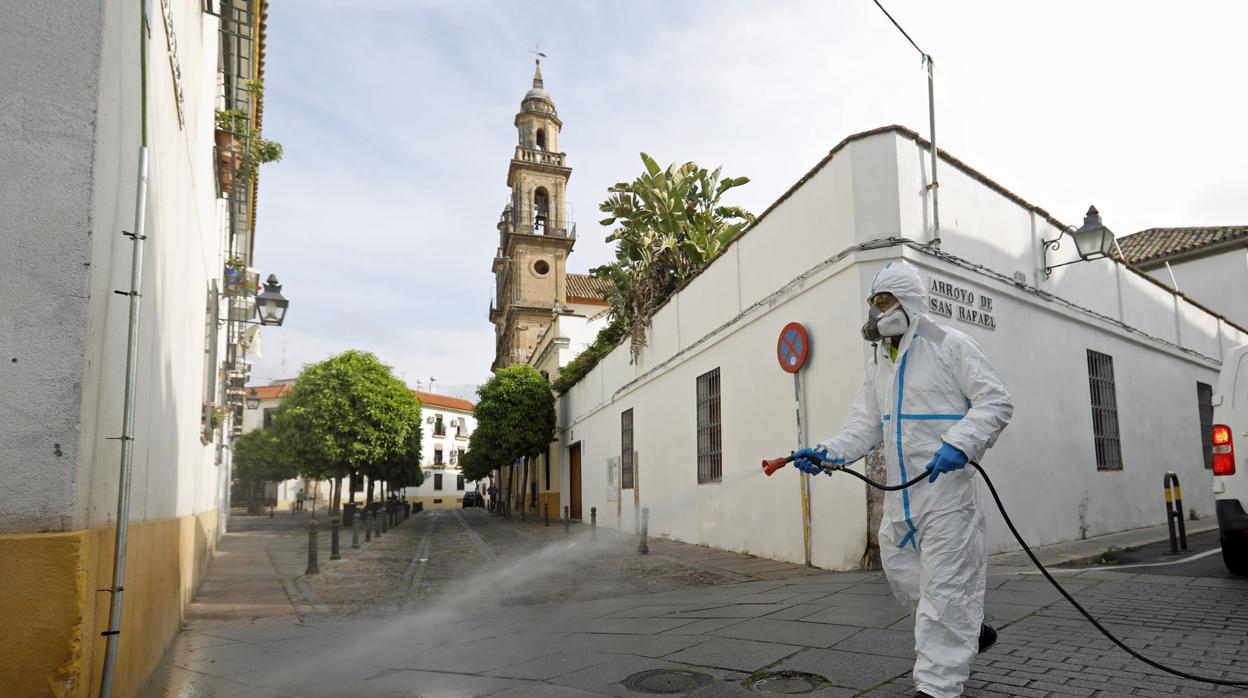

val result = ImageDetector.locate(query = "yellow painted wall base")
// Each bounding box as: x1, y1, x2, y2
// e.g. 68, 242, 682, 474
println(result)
536, 492, 561, 519
411, 495, 465, 510
0, 510, 218, 698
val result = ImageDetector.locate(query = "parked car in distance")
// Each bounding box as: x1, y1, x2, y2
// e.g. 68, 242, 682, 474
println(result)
1213, 344, 1248, 575
462, 491, 484, 508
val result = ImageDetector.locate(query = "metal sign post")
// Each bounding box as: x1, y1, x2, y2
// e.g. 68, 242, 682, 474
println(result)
777, 323, 813, 567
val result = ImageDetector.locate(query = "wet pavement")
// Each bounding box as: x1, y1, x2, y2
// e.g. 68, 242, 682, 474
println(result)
141, 509, 1248, 697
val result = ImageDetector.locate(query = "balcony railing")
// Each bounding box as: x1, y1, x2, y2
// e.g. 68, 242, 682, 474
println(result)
513, 146, 566, 168
509, 214, 574, 240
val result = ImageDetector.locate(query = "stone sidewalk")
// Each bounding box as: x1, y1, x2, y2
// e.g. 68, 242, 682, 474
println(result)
142, 510, 1247, 697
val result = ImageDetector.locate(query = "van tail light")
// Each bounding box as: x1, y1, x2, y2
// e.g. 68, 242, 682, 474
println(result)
1212, 424, 1235, 476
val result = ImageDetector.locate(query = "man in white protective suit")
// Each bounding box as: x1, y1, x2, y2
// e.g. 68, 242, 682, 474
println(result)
791, 260, 1012, 698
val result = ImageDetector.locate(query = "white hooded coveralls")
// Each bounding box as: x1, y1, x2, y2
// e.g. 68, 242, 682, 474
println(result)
817, 261, 1012, 698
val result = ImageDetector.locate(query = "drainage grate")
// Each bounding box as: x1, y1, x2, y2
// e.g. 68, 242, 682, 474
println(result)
622, 669, 712, 694
745, 671, 827, 694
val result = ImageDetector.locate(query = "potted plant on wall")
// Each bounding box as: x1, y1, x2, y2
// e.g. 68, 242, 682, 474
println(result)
223, 256, 247, 295
214, 109, 248, 194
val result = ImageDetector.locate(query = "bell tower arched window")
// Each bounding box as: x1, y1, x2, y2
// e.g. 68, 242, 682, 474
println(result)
533, 188, 549, 233
535, 128, 546, 151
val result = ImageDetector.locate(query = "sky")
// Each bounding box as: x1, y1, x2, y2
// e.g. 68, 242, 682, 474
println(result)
247, 0, 1248, 400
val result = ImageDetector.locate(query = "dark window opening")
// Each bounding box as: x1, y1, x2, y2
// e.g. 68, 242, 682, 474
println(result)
263, 408, 276, 429
434, 414, 445, 436
535, 128, 546, 150
434, 473, 443, 491
534, 188, 549, 232
697, 368, 722, 483
434, 447, 443, 466
457, 475, 465, 490
1086, 350, 1123, 471
621, 409, 634, 489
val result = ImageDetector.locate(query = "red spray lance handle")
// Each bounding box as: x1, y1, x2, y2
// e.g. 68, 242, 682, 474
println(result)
762, 454, 795, 476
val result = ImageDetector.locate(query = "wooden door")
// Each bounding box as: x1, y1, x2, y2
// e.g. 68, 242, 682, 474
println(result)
569, 443, 582, 520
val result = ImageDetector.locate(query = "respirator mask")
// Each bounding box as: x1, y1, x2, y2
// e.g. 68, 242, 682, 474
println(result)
861, 294, 910, 342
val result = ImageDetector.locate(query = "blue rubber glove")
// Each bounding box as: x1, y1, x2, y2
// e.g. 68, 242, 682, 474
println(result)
791, 447, 828, 475
926, 442, 968, 483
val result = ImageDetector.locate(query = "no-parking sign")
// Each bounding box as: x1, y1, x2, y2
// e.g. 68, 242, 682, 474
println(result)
777, 322, 810, 373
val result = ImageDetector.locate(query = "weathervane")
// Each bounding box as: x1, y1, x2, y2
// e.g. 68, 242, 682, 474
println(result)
529, 44, 547, 66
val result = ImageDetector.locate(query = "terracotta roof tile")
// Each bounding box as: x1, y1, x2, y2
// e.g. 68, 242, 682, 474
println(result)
249, 383, 292, 400
1115, 226, 1248, 266
415, 391, 475, 412
566, 273, 610, 304
246, 383, 475, 412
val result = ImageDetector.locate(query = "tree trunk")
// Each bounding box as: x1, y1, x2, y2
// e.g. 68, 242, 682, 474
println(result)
348, 471, 357, 504
367, 478, 375, 504
333, 476, 343, 516
522, 457, 530, 512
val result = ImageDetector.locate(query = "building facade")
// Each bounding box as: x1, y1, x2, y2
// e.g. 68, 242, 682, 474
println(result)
404, 391, 480, 510
559, 125, 1248, 571
487, 63, 609, 519
0, 1, 275, 695
1118, 226, 1248, 330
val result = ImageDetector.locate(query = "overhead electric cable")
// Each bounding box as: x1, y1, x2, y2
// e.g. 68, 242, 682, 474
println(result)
871, 0, 926, 58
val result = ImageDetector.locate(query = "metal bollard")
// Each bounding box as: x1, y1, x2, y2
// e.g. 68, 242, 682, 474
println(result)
544, 502, 550, 527
352, 517, 360, 549
376, 510, 384, 537
564, 505, 570, 534
306, 520, 320, 575
591, 507, 597, 541
637, 508, 649, 554
269, 503, 274, 519
1163, 472, 1188, 554
330, 517, 341, 560
365, 512, 372, 542
381, 507, 388, 534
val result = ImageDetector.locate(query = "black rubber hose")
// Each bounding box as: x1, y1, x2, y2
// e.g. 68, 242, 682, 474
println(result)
809, 457, 1248, 688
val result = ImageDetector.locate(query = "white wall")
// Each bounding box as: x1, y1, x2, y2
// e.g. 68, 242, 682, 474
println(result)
0, 1, 229, 532
560, 128, 1248, 569
1145, 250, 1248, 332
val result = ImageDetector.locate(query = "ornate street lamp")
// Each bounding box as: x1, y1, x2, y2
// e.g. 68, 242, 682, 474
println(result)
254, 274, 289, 326
245, 388, 261, 410
1042, 206, 1117, 278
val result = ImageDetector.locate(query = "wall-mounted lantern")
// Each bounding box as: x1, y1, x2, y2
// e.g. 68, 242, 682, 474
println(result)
254, 274, 289, 326
1042, 206, 1116, 278
245, 388, 261, 410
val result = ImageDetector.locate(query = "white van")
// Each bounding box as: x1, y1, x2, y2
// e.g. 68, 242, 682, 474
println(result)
1213, 344, 1248, 575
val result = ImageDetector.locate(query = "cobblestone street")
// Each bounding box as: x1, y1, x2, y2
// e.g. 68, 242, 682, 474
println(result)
144, 509, 1248, 697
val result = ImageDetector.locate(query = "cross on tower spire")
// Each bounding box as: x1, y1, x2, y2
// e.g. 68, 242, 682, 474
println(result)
528, 44, 547, 87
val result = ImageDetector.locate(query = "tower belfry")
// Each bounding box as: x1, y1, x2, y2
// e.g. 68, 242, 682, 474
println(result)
490, 59, 576, 369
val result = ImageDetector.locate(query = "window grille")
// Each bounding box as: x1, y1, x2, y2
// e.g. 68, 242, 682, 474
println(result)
457, 475, 465, 491
1086, 350, 1123, 470
262, 408, 276, 429
696, 368, 722, 483
434, 473, 443, 491
434, 447, 443, 466
621, 409, 634, 489
1198, 382, 1214, 469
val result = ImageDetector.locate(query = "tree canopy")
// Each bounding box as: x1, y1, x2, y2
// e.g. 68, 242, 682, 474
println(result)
273, 350, 422, 489
461, 365, 555, 481
232, 426, 297, 484
593, 153, 754, 359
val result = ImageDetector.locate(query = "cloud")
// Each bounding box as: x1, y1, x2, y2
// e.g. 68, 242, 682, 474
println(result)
251, 0, 1248, 388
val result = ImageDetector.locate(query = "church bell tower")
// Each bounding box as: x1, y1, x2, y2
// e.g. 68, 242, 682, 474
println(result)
490, 60, 575, 369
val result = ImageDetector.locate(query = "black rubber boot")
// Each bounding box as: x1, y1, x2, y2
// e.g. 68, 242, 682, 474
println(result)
978, 622, 998, 653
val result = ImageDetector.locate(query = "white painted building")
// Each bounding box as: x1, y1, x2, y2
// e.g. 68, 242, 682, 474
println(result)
404, 391, 479, 510
558, 125, 1248, 571
1118, 226, 1248, 331
0, 1, 276, 694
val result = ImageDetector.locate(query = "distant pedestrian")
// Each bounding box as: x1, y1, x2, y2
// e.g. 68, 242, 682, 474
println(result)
296, 488, 306, 512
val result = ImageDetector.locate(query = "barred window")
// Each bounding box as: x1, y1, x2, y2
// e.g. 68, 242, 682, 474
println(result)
621, 409, 634, 489
457, 474, 465, 490
1086, 350, 1122, 470
696, 368, 722, 483
434, 473, 443, 491
1197, 382, 1214, 469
